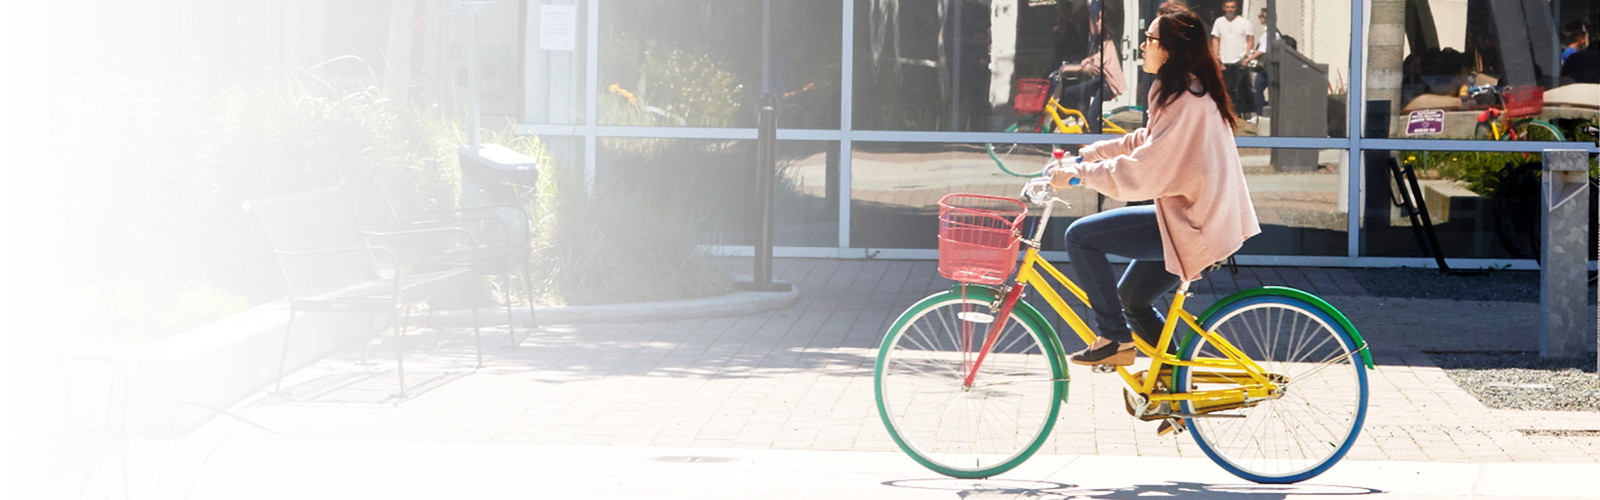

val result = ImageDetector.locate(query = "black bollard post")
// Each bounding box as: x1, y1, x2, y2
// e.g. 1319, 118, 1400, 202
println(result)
737, 94, 792, 292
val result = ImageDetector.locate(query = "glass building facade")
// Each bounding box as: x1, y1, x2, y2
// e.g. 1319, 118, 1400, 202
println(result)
518, 0, 1600, 268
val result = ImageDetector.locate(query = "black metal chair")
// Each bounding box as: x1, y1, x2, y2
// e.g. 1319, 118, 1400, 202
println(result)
245, 187, 483, 398
373, 173, 537, 345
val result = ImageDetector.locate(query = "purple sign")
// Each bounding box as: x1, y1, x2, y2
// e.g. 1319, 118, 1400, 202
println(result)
1405, 109, 1445, 136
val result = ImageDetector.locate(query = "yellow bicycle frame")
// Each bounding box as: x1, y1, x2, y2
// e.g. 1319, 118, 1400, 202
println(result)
1010, 246, 1281, 405
1043, 99, 1129, 135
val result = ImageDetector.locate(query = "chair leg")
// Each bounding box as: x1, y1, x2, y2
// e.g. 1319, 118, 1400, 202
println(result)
273, 307, 298, 394
394, 305, 411, 399
522, 261, 537, 331
357, 313, 380, 365
502, 273, 517, 346
471, 303, 484, 369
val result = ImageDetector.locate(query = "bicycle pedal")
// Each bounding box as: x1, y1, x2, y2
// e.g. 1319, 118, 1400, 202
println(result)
1091, 364, 1117, 374
1157, 418, 1187, 436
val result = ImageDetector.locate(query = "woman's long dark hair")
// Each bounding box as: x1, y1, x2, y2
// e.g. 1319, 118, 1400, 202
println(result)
1151, 3, 1238, 130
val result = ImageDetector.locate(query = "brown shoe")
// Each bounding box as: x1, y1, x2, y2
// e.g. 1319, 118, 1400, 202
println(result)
1070, 341, 1135, 366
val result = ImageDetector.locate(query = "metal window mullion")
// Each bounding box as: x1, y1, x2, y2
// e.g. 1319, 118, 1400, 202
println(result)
1347, 0, 1365, 260
593, 126, 756, 140
585, 0, 599, 193
839, 0, 854, 250
1366, 138, 1600, 154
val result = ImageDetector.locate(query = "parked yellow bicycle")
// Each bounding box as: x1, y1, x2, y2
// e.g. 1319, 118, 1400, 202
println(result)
874, 154, 1372, 482
987, 71, 1145, 177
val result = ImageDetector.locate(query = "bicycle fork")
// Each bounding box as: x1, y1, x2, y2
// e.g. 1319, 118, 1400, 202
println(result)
962, 282, 1027, 388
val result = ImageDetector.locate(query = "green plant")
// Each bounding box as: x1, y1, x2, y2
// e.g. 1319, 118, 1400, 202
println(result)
600, 34, 745, 128
1402, 150, 1600, 198
35, 69, 465, 353
523, 167, 731, 306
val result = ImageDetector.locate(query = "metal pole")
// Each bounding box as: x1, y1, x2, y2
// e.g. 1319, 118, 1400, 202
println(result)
736, 94, 791, 292
755, 94, 778, 287
468, 3, 482, 146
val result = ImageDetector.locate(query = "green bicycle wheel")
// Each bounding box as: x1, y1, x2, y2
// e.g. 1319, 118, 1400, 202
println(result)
987, 120, 1058, 177
875, 288, 1064, 478
1513, 119, 1565, 142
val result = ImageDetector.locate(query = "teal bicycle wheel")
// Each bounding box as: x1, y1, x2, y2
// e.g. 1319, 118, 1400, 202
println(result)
875, 288, 1064, 478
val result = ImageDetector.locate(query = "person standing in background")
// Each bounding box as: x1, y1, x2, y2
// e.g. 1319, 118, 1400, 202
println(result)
1210, 1, 1253, 118
1239, 7, 1276, 123
1560, 22, 1588, 66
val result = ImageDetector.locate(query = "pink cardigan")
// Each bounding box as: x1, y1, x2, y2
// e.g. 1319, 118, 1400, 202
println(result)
1068, 82, 1262, 281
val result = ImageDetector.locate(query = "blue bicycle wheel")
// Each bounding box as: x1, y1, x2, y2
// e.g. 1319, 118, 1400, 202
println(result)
1173, 293, 1369, 484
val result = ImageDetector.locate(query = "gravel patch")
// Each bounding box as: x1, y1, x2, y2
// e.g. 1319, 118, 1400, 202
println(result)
1431, 352, 1599, 412
1353, 268, 1546, 302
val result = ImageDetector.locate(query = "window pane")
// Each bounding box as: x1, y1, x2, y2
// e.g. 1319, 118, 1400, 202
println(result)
597, 138, 838, 247
850, 142, 1080, 248
1365, 0, 1599, 141
851, 0, 1348, 138
524, 1, 588, 124
1238, 148, 1349, 256
598, 1, 759, 128
850, 142, 1348, 257
1359, 149, 1598, 260
770, 2, 843, 129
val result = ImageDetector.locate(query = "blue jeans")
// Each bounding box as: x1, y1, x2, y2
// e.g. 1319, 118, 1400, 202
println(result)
1251, 68, 1270, 116
1063, 206, 1182, 344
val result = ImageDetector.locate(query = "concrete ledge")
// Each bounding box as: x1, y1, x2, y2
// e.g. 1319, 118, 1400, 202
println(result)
431, 282, 799, 326
117, 301, 381, 437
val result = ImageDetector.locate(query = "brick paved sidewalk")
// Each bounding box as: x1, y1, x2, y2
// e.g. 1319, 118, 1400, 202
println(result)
229, 259, 1600, 466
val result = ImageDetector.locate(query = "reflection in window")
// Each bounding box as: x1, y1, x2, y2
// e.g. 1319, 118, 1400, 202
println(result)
597, 139, 837, 247
851, 0, 1349, 138
1371, 0, 1598, 141
849, 143, 1346, 256
598, 1, 759, 128
1360, 150, 1600, 260
525, 1, 587, 124
768, 2, 843, 129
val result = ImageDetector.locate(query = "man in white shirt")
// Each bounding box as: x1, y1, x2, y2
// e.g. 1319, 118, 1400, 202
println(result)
1210, 1, 1254, 117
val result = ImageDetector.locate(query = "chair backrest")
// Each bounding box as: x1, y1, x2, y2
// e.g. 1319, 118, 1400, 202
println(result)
246, 188, 381, 299
374, 173, 458, 261
375, 173, 531, 252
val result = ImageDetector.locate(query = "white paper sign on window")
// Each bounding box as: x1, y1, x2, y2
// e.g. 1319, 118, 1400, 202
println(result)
540, 5, 577, 52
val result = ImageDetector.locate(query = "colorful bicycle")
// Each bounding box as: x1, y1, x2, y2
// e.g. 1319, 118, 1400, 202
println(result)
874, 157, 1372, 483
987, 71, 1146, 177
1467, 85, 1565, 142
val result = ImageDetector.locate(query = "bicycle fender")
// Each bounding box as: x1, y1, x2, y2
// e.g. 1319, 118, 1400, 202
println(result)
1194, 287, 1374, 368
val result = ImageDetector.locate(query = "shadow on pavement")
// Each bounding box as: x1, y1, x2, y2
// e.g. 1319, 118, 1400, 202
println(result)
884, 478, 1382, 499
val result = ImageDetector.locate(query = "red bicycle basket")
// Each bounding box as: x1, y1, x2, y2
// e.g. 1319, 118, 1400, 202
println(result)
1013, 79, 1050, 115
1501, 85, 1544, 119
938, 194, 1028, 285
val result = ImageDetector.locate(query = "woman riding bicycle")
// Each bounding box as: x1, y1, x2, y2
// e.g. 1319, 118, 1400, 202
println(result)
1050, 2, 1262, 367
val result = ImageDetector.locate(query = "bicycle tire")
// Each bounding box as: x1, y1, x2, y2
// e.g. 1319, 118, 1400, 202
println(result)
1513, 119, 1565, 142
875, 288, 1064, 478
987, 120, 1058, 177
1173, 292, 1368, 484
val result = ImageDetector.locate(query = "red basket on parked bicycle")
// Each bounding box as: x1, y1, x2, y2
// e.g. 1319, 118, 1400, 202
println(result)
938, 194, 1028, 285
1013, 79, 1050, 115
1501, 85, 1544, 119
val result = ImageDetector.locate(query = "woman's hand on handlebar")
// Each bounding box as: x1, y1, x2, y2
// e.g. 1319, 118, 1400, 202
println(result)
1047, 156, 1082, 190
1049, 167, 1080, 190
